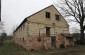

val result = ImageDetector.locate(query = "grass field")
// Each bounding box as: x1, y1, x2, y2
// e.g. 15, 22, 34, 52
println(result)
0, 42, 85, 55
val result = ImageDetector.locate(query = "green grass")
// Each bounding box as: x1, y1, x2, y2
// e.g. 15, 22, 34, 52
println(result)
0, 42, 85, 55
0, 42, 47, 55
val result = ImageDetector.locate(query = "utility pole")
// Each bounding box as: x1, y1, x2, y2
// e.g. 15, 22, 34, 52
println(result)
0, 0, 1, 22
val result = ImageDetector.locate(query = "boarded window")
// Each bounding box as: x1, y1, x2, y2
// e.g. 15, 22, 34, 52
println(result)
46, 12, 50, 18
46, 27, 50, 37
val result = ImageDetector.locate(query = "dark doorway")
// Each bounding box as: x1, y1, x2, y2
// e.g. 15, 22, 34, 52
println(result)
51, 36, 56, 49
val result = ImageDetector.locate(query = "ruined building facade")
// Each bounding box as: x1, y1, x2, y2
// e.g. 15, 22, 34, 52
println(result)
13, 5, 74, 50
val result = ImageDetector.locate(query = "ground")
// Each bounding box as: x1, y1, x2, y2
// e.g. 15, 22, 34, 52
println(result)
0, 41, 85, 55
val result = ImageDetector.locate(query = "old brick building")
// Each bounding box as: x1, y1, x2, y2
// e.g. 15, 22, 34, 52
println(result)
13, 5, 74, 50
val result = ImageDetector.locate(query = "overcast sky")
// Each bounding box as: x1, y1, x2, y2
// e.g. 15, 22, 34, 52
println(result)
1, 0, 54, 35
1, 0, 85, 35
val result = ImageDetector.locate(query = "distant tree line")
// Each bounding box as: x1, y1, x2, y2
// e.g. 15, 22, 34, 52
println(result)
0, 33, 13, 45
72, 33, 85, 45
0, 22, 13, 45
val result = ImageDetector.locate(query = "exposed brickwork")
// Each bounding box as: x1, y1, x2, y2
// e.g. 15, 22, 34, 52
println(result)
13, 5, 74, 50
13, 33, 74, 50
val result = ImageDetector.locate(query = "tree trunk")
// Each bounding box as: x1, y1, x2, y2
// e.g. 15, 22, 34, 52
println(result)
80, 26, 84, 45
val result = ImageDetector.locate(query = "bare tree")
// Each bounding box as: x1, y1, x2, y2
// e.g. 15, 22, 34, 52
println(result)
0, 22, 4, 33
11, 25, 18, 36
57, 0, 85, 44
71, 27, 80, 33
0, 22, 6, 45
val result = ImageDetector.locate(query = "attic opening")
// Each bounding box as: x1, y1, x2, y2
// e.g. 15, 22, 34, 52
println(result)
55, 14, 60, 20
46, 12, 50, 18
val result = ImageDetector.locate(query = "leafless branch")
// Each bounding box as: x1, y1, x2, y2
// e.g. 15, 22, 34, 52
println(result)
57, 0, 85, 44
83, 25, 85, 30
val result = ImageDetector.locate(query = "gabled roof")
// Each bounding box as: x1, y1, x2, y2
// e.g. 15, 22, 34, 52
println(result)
14, 5, 54, 33
26, 5, 54, 19
14, 18, 27, 32
14, 4, 68, 33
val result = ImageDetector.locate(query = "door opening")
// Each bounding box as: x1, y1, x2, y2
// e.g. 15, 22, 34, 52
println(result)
51, 36, 56, 49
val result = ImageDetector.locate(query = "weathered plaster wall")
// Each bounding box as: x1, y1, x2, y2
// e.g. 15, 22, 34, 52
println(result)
13, 5, 72, 50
